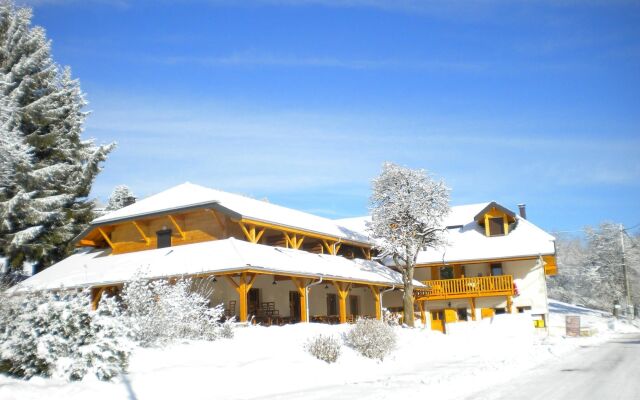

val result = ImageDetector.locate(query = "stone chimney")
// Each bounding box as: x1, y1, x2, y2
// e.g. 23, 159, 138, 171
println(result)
517, 204, 527, 219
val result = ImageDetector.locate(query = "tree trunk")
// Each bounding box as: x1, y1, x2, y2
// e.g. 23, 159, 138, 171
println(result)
403, 260, 415, 327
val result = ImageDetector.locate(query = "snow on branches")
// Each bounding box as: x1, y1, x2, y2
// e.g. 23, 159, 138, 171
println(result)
368, 162, 449, 326
121, 275, 227, 347
369, 162, 450, 265
105, 185, 135, 212
0, 289, 133, 381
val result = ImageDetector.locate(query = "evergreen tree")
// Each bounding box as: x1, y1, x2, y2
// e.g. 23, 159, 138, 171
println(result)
105, 184, 135, 212
0, 1, 114, 273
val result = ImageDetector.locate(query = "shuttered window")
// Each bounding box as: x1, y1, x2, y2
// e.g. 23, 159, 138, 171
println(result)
156, 229, 172, 249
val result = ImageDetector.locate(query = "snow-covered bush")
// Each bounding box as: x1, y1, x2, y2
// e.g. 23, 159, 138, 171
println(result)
345, 318, 396, 361
305, 334, 341, 363
382, 308, 400, 327
121, 276, 226, 346
218, 319, 235, 339
0, 289, 132, 381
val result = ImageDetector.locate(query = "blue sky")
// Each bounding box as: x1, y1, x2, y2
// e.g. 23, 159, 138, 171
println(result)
23, 0, 640, 233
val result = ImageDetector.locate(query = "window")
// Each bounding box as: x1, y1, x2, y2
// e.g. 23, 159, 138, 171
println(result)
439, 266, 454, 280
457, 308, 468, 321
156, 229, 172, 248
349, 295, 359, 316
490, 263, 503, 276
326, 294, 338, 316
494, 308, 506, 315
517, 306, 532, 314
488, 217, 505, 236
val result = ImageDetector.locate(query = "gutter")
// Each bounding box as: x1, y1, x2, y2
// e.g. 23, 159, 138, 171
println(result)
380, 285, 396, 320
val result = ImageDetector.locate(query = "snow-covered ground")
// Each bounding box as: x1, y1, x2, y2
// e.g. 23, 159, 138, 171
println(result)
1, 299, 638, 400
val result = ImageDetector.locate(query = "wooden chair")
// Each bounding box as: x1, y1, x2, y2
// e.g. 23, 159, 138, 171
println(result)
225, 300, 236, 317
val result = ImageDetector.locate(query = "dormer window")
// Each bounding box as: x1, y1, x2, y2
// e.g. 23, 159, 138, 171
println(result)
156, 228, 172, 248
473, 202, 517, 237
488, 217, 505, 236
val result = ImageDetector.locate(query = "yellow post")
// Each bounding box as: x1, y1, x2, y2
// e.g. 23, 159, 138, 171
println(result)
506, 296, 513, 313
225, 273, 257, 322
333, 282, 350, 323
469, 298, 476, 321
419, 301, 426, 325
292, 278, 308, 322
368, 285, 381, 320
91, 287, 104, 310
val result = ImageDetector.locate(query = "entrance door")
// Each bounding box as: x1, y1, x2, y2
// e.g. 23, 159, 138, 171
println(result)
289, 291, 301, 322
248, 288, 260, 315
430, 310, 445, 333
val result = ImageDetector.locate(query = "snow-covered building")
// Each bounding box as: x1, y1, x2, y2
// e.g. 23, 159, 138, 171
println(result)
338, 202, 558, 332
13, 183, 557, 331
13, 183, 415, 324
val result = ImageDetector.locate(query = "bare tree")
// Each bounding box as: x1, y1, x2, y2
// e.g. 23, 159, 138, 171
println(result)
368, 162, 449, 327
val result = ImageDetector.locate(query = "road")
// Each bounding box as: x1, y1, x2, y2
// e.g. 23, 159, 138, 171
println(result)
466, 333, 640, 400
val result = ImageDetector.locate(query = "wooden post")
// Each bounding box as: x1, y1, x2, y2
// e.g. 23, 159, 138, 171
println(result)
368, 285, 381, 320
291, 277, 309, 322
225, 273, 257, 322
506, 296, 513, 314
333, 282, 351, 323
419, 301, 426, 325
91, 287, 105, 310
469, 297, 476, 321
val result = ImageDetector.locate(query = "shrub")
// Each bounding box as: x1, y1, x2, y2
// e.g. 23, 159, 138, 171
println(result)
345, 318, 396, 361
218, 319, 235, 339
305, 334, 341, 363
0, 289, 132, 381
121, 275, 227, 346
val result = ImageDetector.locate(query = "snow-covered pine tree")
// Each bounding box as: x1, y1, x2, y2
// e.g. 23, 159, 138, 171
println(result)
0, 1, 115, 273
368, 162, 450, 327
105, 185, 135, 211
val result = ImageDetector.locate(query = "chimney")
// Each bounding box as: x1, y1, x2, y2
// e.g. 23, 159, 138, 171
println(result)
517, 204, 527, 219
123, 196, 136, 207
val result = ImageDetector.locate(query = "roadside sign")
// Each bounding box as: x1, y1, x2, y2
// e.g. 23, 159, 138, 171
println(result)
566, 315, 580, 337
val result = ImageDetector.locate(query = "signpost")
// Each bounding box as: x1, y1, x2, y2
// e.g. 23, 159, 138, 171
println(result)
566, 315, 580, 337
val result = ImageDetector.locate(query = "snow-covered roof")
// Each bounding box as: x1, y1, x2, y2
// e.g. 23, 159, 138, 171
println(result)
336, 202, 555, 265
11, 238, 418, 293
90, 182, 368, 244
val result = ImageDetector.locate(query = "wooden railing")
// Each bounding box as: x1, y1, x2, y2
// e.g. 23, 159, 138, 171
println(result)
416, 275, 514, 301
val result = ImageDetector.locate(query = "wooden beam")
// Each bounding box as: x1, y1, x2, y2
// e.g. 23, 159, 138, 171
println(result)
506, 296, 513, 314
368, 285, 381, 320
255, 227, 265, 243
167, 215, 186, 240
469, 297, 476, 321
332, 281, 351, 324
291, 277, 309, 322
91, 287, 105, 310
131, 221, 151, 245
418, 301, 426, 325
238, 217, 369, 248
78, 239, 98, 247
97, 228, 114, 249
225, 272, 257, 322
239, 222, 254, 243
361, 247, 371, 260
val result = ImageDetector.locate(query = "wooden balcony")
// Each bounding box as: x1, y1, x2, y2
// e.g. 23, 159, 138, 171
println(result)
415, 275, 515, 301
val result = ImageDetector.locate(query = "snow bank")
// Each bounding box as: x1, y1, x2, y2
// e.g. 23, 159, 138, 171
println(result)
1, 301, 638, 400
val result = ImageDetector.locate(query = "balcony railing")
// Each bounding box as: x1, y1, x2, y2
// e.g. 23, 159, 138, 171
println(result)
416, 275, 515, 301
